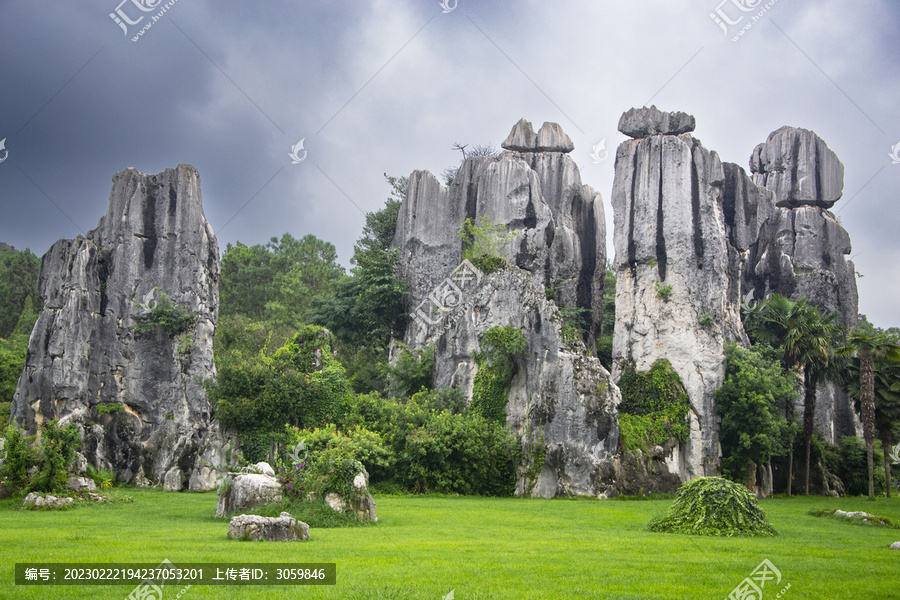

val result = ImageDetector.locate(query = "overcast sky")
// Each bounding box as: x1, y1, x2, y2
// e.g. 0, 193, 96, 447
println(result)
0, 0, 897, 327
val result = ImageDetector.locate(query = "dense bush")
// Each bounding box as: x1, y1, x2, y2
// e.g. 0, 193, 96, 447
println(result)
0, 421, 81, 495
385, 343, 435, 398
821, 435, 887, 496
208, 325, 351, 454
321, 389, 519, 495
457, 216, 517, 274
617, 360, 690, 453
647, 477, 776, 537
395, 410, 520, 495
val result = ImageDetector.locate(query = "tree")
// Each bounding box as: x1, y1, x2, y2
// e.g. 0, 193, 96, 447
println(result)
841, 332, 900, 499
219, 233, 345, 327
742, 294, 842, 495
0, 245, 42, 339
846, 356, 900, 498
715, 344, 796, 484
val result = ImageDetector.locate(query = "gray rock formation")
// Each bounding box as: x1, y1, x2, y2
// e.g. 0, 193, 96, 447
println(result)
394, 120, 620, 497
501, 118, 575, 153
617, 106, 696, 138
750, 126, 844, 209
396, 118, 606, 345
216, 473, 283, 518
400, 266, 621, 498
612, 109, 747, 481
11, 165, 234, 490
744, 127, 859, 443
227, 512, 309, 542
66, 476, 97, 492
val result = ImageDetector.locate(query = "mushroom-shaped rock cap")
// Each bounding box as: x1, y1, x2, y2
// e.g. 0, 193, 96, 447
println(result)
750, 126, 844, 209
617, 106, 696, 138
502, 118, 574, 153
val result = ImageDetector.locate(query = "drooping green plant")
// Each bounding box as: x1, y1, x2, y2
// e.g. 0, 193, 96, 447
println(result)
647, 476, 776, 537
617, 360, 691, 453
471, 326, 527, 423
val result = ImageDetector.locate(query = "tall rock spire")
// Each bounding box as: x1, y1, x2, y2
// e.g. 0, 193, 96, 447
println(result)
11, 165, 233, 490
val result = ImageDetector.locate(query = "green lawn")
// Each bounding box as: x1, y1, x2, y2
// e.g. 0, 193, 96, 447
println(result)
1, 490, 898, 599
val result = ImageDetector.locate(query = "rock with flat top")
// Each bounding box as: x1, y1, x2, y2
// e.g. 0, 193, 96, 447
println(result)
216, 474, 282, 518
227, 512, 309, 542
617, 106, 695, 138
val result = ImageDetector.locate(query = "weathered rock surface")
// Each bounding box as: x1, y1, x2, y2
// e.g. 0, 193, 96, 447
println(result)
618, 106, 695, 138
400, 265, 621, 498
743, 128, 859, 443
891, 542, 900, 550
67, 476, 96, 492
502, 118, 575, 153
396, 118, 606, 345
611, 109, 747, 481
11, 165, 235, 489
750, 126, 844, 208
227, 512, 309, 542
216, 473, 282, 518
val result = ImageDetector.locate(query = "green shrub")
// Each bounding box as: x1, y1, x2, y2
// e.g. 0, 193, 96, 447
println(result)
457, 216, 517, 274
385, 343, 434, 398
822, 436, 886, 496
0, 401, 10, 431
647, 477, 776, 537
85, 465, 116, 490
0, 426, 37, 492
95, 403, 124, 416
288, 423, 393, 483
409, 386, 467, 415
132, 290, 197, 340
396, 411, 520, 496
654, 281, 673, 301
558, 305, 590, 343
617, 360, 690, 453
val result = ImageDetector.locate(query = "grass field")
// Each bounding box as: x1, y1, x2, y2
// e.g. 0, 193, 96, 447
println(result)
1, 490, 898, 599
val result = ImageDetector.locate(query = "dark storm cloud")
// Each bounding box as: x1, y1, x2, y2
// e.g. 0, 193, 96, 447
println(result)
0, 0, 897, 326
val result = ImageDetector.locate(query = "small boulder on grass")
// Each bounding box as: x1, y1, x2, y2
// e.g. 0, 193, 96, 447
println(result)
647, 476, 776, 537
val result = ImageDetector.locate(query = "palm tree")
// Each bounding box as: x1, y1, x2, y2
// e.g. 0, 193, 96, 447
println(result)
743, 294, 841, 495
842, 334, 900, 499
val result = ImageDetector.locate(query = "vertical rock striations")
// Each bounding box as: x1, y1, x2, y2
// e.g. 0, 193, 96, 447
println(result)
611, 107, 747, 481
745, 126, 859, 442
11, 165, 232, 490
393, 120, 619, 497
396, 118, 606, 346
